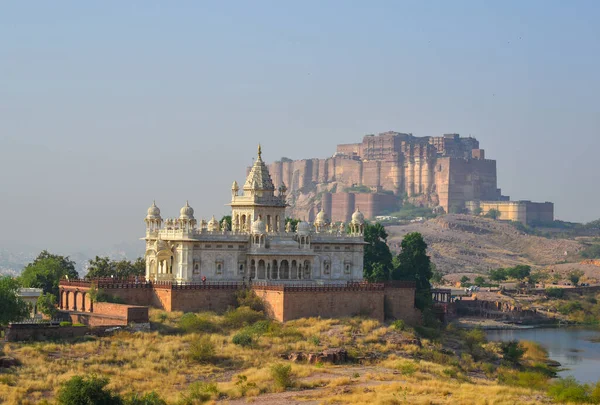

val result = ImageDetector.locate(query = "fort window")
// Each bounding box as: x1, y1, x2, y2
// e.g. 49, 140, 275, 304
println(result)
238, 263, 244, 275
216, 262, 223, 274
205, 245, 212, 248
334, 246, 340, 250
216, 245, 222, 248
228, 245, 234, 249
344, 263, 352, 274
345, 246, 351, 250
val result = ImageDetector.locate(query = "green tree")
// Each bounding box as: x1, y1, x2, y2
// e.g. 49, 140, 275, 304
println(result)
506, 265, 531, 281
86, 257, 145, 279
485, 208, 500, 220
489, 268, 508, 282
363, 223, 393, 282
568, 270, 584, 286
473, 207, 483, 216
460, 276, 471, 286
430, 263, 445, 285
474, 276, 486, 286
285, 218, 300, 232
37, 292, 58, 319
0, 276, 29, 325
19, 250, 78, 298
391, 232, 433, 310
57, 375, 123, 405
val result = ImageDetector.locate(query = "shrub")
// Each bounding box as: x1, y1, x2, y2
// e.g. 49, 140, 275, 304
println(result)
391, 320, 406, 331
73, 323, 85, 327
232, 332, 253, 347
398, 361, 417, 376
463, 329, 486, 353
96, 292, 125, 304
501, 341, 525, 365
124, 391, 166, 405
57, 375, 123, 405
59, 321, 72, 327
309, 335, 321, 346
179, 313, 215, 333
270, 364, 294, 390
235, 289, 264, 311
223, 306, 265, 328
189, 336, 216, 363
245, 319, 272, 336
498, 370, 548, 390
548, 377, 590, 403
179, 382, 219, 404
545, 287, 565, 299
558, 301, 583, 315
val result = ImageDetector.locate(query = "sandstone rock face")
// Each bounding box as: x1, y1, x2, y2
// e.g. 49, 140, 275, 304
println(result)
284, 348, 348, 364
0, 356, 18, 368
267, 132, 500, 221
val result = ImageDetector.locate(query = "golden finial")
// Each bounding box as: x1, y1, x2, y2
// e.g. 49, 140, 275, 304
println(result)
257, 143, 262, 159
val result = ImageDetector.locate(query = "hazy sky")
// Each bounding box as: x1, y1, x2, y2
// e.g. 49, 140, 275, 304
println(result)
1, 1, 599, 253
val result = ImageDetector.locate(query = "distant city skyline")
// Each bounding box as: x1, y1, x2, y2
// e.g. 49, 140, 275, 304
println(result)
1, 1, 599, 253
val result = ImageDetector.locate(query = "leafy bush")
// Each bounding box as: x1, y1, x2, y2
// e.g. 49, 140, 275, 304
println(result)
548, 377, 591, 403
235, 289, 264, 311
245, 320, 272, 336
391, 320, 406, 331
73, 323, 86, 327
57, 375, 123, 405
463, 329, 486, 353
232, 332, 253, 347
498, 370, 548, 390
501, 341, 525, 365
96, 292, 125, 304
124, 391, 166, 405
189, 336, 216, 363
558, 301, 583, 315
309, 335, 321, 346
179, 313, 215, 333
179, 382, 219, 404
398, 361, 417, 376
545, 287, 565, 299
59, 321, 72, 327
223, 306, 265, 328
270, 364, 294, 390
581, 244, 600, 259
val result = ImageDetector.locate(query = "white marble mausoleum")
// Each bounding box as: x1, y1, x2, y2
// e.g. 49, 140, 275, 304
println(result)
144, 146, 366, 283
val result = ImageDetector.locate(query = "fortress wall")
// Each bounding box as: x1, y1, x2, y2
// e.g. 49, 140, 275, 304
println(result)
317, 158, 329, 183
337, 143, 361, 156
354, 194, 376, 219
435, 158, 499, 213
282, 290, 385, 322
362, 160, 381, 188
480, 201, 527, 223
331, 193, 356, 223
525, 202, 554, 223
380, 160, 402, 194
334, 157, 362, 187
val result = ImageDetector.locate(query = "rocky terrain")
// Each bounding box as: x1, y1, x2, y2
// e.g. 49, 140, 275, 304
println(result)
386, 214, 584, 275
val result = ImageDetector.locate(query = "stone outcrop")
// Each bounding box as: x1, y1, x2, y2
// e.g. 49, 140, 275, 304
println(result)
283, 348, 349, 364
267, 132, 502, 222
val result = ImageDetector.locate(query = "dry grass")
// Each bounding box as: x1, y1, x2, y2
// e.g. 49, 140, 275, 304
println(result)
0, 309, 553, 404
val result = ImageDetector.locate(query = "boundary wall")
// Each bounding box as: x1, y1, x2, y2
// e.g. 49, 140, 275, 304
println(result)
59, 280, 420, 323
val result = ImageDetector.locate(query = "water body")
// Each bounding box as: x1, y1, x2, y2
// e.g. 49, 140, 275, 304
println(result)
487, 327, 600, 384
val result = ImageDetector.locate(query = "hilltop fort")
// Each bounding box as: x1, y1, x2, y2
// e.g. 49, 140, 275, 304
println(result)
267, 131, 553, 225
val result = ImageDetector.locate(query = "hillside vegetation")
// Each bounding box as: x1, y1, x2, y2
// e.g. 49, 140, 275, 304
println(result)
387, 215, 584, 274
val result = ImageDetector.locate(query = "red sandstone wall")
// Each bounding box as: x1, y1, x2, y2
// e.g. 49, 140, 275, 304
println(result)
384, 287, 420, 324
170, 288, 237, 313
253, 289, 284, 321
283, 290, 385, 322
5, 324, 90, 341
94, 302, 149, 323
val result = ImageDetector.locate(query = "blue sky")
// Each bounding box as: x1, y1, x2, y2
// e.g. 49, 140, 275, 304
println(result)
1, 1, 599, 252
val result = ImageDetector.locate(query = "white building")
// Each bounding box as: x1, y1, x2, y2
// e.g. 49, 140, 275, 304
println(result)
144, 145, 366, 283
